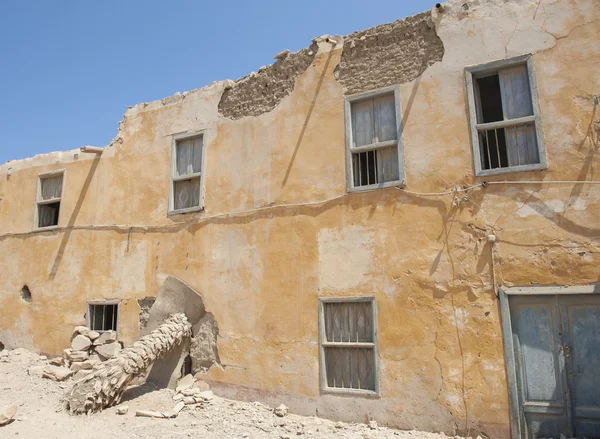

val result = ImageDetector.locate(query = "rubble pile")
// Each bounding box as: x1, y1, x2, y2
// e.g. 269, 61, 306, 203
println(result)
171, 373, 214, 407
62, 326, 121, 379
25, 326, 122, 382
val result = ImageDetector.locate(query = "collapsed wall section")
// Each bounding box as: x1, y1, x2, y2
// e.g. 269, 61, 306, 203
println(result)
335, 11, 444, 95
218, 43, 319, 120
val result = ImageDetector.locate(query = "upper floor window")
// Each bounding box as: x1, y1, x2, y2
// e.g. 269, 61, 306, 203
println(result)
170, 133, 205, 214
345, 86, 404, 191
465, 55, 546, 176
36, 171, 64, 228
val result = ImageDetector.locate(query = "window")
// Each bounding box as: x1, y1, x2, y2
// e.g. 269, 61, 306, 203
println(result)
466, 55, 546, 176
318, 297, 378, 394
170, 133, 205, 214
87, 303, 119, 332
345, 87, 404, 191
36, 171, 64, 228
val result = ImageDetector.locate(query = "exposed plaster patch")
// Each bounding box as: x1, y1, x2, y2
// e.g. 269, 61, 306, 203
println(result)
218, 43, 319, 120
318, 226, 374, 290
335, 12, 444, 95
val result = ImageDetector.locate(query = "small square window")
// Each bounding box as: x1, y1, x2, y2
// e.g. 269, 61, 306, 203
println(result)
345, 87, 404, 191
87, 303, 119, 332
36, 172, 64, 228
319, 298, 378, 394
170, 134, 205, 214
466, 55, 546, 176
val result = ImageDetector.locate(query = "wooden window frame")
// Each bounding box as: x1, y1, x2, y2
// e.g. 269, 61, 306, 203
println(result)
344, 86, 405, 192
86, 300, 120, 335
33, 169, 65, 230
318, 296, 380, 397
168, 131, 207, 215
465, 55, 547, 177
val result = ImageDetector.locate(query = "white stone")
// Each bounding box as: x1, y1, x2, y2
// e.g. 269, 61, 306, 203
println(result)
71, 334, 91, 352
117, 406, 129, 415
28, 365, 46, 377
192, 379, 210, 391
72, 326, 90, 337
63, 349, 88, 362
87, 331, 100, 340
368, 420, 378, 430
274, 404, 288, 417
175, 374, 196, 392
181, 387, 201, 396
70, 360, 94, 372
196, 390, 213, 401
96, 330, 117, 345
42, 365, 73, 382
95, 342, 121, 360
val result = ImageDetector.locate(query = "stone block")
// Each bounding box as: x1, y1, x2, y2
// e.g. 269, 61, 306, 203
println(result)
71, 335, 91, 352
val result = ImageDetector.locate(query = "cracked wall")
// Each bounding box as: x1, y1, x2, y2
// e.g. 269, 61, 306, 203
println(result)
0, 0, 598, 437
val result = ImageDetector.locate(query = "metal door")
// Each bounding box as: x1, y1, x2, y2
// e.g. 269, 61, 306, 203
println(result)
509, 294, 600, 438
559, 296, 600, 438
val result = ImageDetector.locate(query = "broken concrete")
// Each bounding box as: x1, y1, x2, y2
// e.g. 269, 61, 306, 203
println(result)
218, 42, 318, 120
190, 313, 220, 374
143, 276, 214, 389
137, 297, 156, 331
335, 11, 444, 95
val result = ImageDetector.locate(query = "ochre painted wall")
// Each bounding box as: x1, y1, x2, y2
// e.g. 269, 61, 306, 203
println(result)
0, 0, 598, 437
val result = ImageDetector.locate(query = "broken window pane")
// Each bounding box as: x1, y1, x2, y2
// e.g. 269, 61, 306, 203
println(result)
321, 300, 376, 392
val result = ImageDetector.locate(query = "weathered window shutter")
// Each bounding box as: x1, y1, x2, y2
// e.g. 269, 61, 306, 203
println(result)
499, 65, 538, 167
349, 91, 401, 188
321, 300, 377, 392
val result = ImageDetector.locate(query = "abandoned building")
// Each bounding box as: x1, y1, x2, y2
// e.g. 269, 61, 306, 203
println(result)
0, 0, 598, 437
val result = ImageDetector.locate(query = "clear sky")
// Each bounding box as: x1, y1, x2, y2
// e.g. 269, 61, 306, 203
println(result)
0, 1, 429, 165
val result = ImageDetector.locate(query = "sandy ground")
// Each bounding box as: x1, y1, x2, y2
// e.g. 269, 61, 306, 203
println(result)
0, 348, 462, 439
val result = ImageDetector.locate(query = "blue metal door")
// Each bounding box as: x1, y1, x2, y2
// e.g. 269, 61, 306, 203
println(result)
509, 295, 600, 438
559, 296, 600, 438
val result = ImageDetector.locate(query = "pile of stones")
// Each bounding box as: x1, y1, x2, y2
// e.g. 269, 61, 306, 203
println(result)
172, 373, 214, 406
55, 326, 122, 377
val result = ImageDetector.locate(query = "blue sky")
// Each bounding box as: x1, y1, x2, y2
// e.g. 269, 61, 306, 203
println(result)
0, 1, 428, 165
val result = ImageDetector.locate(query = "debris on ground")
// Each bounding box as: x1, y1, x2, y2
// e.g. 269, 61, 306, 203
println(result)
274, 404, 289, 417
0, 405, 17, 426
0, 347, 467, 438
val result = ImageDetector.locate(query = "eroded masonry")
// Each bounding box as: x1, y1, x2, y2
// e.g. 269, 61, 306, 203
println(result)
1, 0, 599, 438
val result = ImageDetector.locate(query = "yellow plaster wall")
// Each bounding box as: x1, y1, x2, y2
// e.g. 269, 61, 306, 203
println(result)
0, 0, 598, 436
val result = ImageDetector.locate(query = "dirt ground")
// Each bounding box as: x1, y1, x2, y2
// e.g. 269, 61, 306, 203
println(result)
0, 348, 463, 439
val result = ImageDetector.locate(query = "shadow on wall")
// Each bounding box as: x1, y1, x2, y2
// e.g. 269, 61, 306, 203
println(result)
49, 155, 101, 280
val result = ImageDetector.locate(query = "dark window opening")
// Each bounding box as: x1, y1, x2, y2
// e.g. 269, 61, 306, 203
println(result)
38, 202, 60, 228
181, 355, 192, 377
477, 74, 504, 123
21, 285, 32, 303
89, 304, 118, 332
353, 150, 378, 186
476, 74, 508, 170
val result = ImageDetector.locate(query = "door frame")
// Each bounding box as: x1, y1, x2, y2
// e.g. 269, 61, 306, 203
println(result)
498, 284, 600, 439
